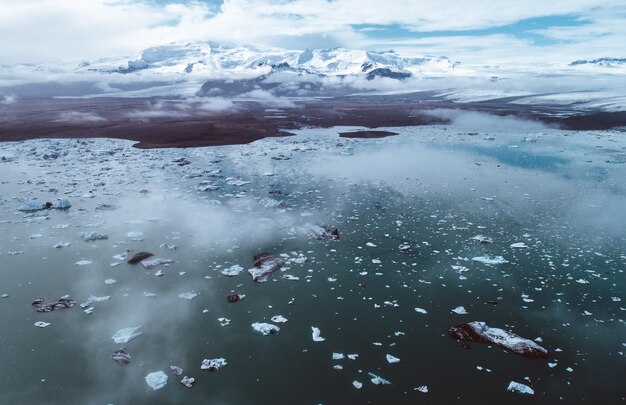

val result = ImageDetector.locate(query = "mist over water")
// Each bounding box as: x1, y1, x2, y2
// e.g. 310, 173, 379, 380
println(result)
0, 121, 624, 403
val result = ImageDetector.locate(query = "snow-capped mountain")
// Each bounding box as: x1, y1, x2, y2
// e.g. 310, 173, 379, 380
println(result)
76, 42, 459, 80
569, 57, 626, 67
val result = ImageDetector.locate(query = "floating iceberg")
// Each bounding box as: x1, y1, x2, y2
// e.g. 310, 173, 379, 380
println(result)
507, 381, 534, 395
311, 326, 325, 342
252, 322, 280, 335
145, 371, 168, 390
201, 358, 227, 371
471, 256, 509, 265
248, 253, 284, 283
141, 258, 173, 269
448, 321, 549, 358
369, 372, 391, 385
111, 326, 142, 344
17, 199, 71, 212
81, 231, 108, 241
111, 348, 132, 365
221, 265, 244, 277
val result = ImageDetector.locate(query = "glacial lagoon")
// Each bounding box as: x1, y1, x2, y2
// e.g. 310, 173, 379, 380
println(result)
0, 123, 625, 404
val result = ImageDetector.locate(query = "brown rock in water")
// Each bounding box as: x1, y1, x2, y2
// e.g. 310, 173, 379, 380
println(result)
127, 252, 154, 264
448, 321, 549, 358
32, 297, 76, 312
227, 294, 245, 303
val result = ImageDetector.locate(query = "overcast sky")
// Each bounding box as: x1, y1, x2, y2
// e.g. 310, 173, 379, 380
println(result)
1, 0, 624, 64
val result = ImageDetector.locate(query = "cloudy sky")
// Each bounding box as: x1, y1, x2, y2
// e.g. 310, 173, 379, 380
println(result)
1, 0, 624, 64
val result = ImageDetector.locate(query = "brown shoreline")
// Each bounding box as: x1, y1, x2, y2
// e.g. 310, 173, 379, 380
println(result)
1, 96, 624, 148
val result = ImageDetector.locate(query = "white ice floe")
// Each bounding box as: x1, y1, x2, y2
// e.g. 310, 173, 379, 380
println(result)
471, 235, 493, 243
386, 354, 401, 364
366, 242, 377, 247
145, 371, 168, 390
34, 321, 51, 328
271, 315, 288, 323
104, 279, 116, 285
510, 242, 528, 248
471, 256, 509, 265
252, 322, 280, 335
111, 326, 142, 343
53, 242, 70, 248
178, 292, 198, 300
141, 258, 174, 269
201, 358, 227, 370
451, 306, 468, 315
180, 376, 195, 388
221, 265, 244, 276
81, 231, 108, 241
414, 307, 428, 314
218, 318, 231, 326
369, 372, 391, 385
75, 260, 93, 266
353, 381, 363, 389
506, 381, 534, 395
126, 231, 144, 241
332, 353, 345, 360
311, 326, 326, 342
415, 385, 429, 393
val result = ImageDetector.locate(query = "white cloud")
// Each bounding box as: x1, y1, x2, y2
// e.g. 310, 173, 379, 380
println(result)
54, 111, 107, 123
0, 0, 623, 68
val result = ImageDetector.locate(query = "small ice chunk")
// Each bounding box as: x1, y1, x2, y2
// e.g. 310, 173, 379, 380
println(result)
386, 354, 401, 364
170, 366, 183, 375
332, 353, 345, 360
221, 265, 244, 277
352, 381, 363, 389
201, 358, 227, 371
218, 318, 231, 326
347, 354, 358, 360
145, 371, 168, 390
104, 279, 116, 285
270, 315, 288, 323
510, 242, 528, 248
506, 381, 534, 395
126, 231, 144, 241
369, 372, 391, 385
53, 242, 70, 249
548, 362, 557, 368
415, 385, 429, 393
181, 376, 195, 388
178, 292, 198, 300
472, 256, 508, 265
141, 258, 173, 269
111, 326, 142, 343
366, 242, 377, 247
575, 279, 589, 284
75, 260, 93, 266
311, 326, 325, 342
34, 321, 51, 328
471, 235, 493, 243
414, 307, 428, 314
252, 322, 280, 335
81, 231, 108, 241
451, 306, 468, 315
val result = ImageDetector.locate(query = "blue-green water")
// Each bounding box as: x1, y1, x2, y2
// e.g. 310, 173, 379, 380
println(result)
0, 125, 624, 404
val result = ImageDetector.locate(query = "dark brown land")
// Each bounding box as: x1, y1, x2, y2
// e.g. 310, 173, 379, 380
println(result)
339, 130, 399, 138
1, 95, 625, 148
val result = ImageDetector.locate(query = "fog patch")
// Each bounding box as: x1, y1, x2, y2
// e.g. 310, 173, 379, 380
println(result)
54, 111, 107, 123
238, 89, 296, 108
427, 109, 550, 131
0, 93, 16, 104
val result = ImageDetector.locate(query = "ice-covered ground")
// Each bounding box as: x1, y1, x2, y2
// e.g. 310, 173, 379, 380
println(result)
0, 122, 624, 403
